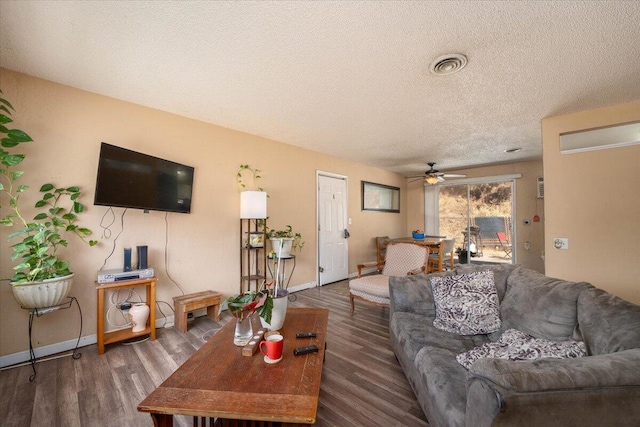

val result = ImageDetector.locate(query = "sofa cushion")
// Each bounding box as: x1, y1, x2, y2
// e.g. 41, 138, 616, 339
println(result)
456, 328, 586, 369
455, 263, 519, 302
389, 271, 458, 319
577, 285, 640, 355
431, 270, 501, 335
500, 267, 587, 341
391, 311, 491, 364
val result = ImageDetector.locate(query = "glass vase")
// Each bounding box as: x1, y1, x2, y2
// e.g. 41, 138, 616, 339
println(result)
234, 315, 253, 346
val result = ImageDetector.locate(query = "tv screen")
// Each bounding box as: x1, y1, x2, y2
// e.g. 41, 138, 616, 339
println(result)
94, 143, 194, 213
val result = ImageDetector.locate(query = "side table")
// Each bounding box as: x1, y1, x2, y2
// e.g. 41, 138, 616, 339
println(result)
23, 297, 83, 382
96, 277, 157, 355
267, 254, 297, 302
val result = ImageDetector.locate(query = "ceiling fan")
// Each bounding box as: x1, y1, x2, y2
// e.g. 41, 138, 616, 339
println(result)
408, 162, 467, 185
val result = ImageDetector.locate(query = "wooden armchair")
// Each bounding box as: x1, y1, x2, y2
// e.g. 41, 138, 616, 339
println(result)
426, 238, 456, 273
356, 235, 390, 275
349, 243, 429, 314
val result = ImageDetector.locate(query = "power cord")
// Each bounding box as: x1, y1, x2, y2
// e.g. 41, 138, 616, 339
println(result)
99, 207, 128, 271
164, 211, 185, 295
106, 287, 142, 328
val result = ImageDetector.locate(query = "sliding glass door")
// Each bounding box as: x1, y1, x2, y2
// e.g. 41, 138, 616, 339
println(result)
436, 180, 515, 265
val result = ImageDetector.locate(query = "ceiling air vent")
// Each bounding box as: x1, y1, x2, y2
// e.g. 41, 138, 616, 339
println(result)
430, 53, 468, 75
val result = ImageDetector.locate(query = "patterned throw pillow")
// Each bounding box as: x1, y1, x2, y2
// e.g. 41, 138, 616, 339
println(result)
431, 270, 501, 335
456, 328, 587, 369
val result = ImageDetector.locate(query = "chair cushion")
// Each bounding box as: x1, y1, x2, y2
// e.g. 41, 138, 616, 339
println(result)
349, 274, 390, 298
431, 270, 501, 335
382, 243, 428, 276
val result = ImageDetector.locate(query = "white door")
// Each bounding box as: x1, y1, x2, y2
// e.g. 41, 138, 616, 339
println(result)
318, 174, 349, 285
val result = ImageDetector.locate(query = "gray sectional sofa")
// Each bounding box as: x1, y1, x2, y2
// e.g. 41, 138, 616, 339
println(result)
389, 264, 640, 427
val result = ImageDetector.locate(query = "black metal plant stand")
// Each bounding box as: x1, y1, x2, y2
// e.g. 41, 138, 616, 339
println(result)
23, 296, 83, 382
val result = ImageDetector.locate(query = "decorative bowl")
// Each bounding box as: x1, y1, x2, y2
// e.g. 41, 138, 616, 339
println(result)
412, 232, 425, 239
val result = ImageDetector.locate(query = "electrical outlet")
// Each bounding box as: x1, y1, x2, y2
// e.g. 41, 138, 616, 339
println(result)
524, 241, 531, 251
553, 238, 569, 250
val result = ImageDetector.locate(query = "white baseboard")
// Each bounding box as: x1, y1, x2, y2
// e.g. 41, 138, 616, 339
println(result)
0, 315, 175, 369
288, 281, 317, 293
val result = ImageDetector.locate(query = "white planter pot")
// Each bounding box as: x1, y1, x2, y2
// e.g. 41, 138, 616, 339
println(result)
270, 238, 294, 258
11, 273, 75, 309
260, 290, 288, 331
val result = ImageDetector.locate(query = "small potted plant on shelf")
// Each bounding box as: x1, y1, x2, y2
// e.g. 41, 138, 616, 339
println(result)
0, 90, 98, 309
266, 225, 304, 258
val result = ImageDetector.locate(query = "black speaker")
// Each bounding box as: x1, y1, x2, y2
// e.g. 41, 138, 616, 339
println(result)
137, 245, 148, 269
123, 247, 132, 272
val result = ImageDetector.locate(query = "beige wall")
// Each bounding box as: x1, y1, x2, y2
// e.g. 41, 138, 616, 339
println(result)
542, 100, 640, 304
0, 69, 406, 357
406, 160, 546, 273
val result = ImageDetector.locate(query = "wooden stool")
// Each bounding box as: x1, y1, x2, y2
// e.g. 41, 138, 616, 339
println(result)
173, 290, 222, 333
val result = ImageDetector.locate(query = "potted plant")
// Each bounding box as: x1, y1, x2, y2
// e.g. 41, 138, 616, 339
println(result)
227, 285, 273, 346
266, 225, 304, 258
0, 90, 97, 309
455, 247, 469, 264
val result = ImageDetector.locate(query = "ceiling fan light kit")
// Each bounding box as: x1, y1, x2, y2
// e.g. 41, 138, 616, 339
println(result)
425, 175, 440, 185
408, 162, 467, 185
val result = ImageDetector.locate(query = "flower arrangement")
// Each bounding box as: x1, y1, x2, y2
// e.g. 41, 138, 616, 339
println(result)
227, 287, 273, 324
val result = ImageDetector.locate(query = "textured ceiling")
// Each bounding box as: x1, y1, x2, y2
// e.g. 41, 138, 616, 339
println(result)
1, 1, 639, 176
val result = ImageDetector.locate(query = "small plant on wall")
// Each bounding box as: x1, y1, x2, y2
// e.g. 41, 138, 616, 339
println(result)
236, 164, 265, 192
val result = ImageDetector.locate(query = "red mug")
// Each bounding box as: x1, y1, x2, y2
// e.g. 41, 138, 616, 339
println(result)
260, 334, 284, 360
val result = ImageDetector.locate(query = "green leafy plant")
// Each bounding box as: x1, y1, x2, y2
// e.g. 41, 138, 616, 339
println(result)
227, 289, 273, 324
266, 225, 304, 252
0, 90, 97, 284
236, 164, 265, 192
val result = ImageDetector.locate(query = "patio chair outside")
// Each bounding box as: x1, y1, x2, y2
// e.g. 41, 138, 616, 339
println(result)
496, 232, 512, 258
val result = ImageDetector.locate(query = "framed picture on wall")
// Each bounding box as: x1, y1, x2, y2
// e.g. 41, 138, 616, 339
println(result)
362, 181, 400, 213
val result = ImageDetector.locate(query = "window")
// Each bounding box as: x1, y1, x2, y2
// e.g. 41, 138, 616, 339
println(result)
425, 175, 519, 264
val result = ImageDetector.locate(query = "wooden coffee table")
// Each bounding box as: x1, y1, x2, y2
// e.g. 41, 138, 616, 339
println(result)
138, 307, 329, 426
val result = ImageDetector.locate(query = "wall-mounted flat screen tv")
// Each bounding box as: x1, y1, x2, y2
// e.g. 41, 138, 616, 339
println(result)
94, 142, 194, 214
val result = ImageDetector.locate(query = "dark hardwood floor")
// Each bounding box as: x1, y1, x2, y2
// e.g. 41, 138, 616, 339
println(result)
0, 280, 428, 427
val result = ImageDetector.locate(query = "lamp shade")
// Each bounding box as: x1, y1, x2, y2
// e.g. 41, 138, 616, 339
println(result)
240, 191, 267, 219
425, 175, 439, 185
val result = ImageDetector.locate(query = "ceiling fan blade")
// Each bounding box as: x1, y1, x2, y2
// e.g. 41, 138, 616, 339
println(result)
442, 173, 467, 178
407, 177, 425, 183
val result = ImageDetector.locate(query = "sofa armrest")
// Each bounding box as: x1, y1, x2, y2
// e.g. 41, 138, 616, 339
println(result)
389, 274, 436, 318
466, 349, 640, 427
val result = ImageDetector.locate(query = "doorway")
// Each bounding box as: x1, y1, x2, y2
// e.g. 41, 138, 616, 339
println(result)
317, 173, 349, 285
436, 179, 516, 264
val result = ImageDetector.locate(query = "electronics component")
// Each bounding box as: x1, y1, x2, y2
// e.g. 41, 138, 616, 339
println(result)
296, 332, 316, 338
294, 345, 319, 356
97, 267, 155, 283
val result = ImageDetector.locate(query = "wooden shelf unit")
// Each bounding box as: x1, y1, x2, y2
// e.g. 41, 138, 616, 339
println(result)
96, 277, 157, 355
240, 218, 267, 294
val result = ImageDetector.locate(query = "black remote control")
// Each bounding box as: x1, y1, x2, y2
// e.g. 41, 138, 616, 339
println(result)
293, 345, 319, 356
296, 332, 316, 338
